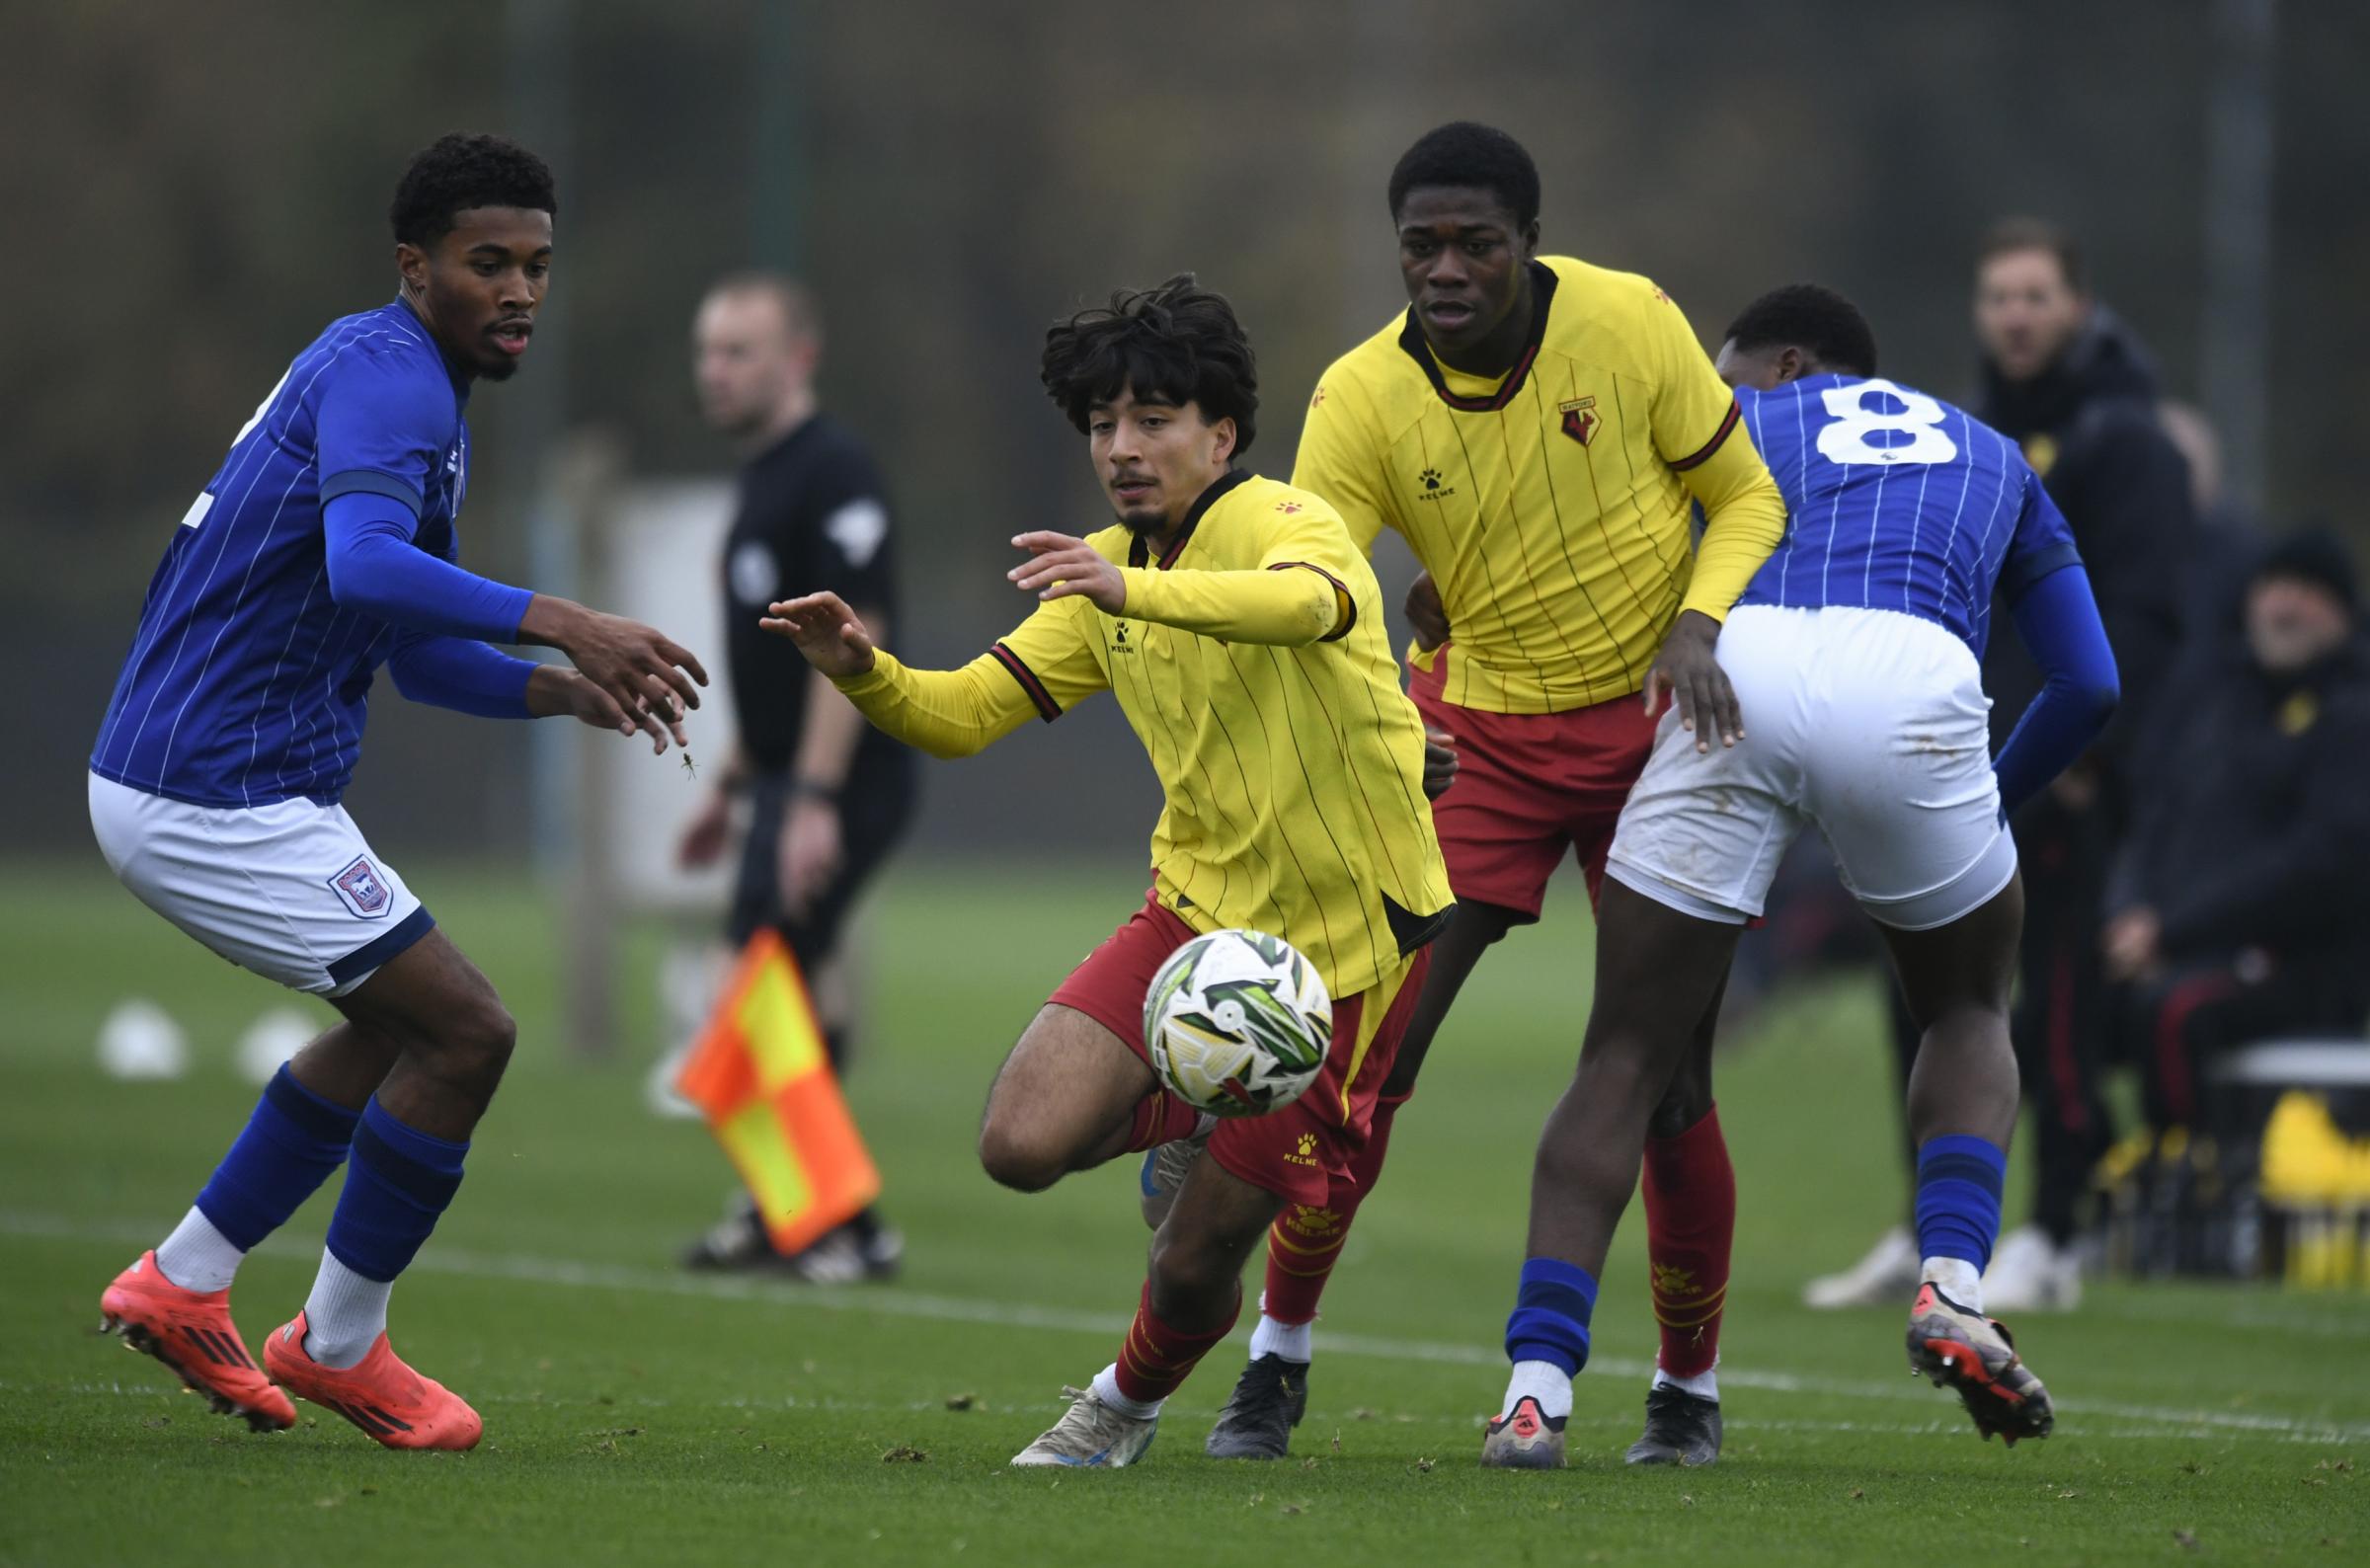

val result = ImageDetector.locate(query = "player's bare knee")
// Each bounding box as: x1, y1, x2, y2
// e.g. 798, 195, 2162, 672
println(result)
976, 1120, 1066, 1193
428, 991, 516, 1097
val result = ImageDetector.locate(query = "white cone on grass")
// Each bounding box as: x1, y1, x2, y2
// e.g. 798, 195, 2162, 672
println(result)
97, 999, 189, 1080
237, 1007, 318, 1085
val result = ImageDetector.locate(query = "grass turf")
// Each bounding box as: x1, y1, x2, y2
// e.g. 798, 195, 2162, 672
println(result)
1, 858, 2362, 1567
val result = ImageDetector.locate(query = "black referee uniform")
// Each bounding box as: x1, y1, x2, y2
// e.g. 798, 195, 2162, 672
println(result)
721, 413, 916, 1061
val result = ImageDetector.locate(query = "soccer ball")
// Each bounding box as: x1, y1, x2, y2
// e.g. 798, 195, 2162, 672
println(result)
1142, 929, 1333, 1117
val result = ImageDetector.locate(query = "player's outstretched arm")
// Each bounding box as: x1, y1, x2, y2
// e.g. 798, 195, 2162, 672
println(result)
516, 595, 707, 753
759, 591, 1050, 760
384, 633, 683, 753
1007, 531, 1347, 648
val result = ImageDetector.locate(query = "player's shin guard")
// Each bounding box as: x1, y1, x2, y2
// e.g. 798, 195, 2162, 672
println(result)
303, 1100, 466, 1367
160, 1065, 361, 1292
1641, 1104, 1734, 1382
1260, 1089, 1408, 1328
1107, 1280, 1240, 1410
1125, 1088, 1204, 1152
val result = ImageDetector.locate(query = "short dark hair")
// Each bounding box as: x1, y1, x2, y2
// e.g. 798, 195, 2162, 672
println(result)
1977, 216, 2084, 292
1722, 283, 1880, 378
1388, 121, 1540, 232
1040, 274, 1259, 457
390, 133, 557, 249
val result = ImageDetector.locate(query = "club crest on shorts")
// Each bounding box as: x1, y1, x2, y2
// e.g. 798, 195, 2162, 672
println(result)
329, 855, 393, 919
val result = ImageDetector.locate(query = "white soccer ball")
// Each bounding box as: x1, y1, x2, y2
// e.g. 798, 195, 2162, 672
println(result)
1142, 929, 1332, 1118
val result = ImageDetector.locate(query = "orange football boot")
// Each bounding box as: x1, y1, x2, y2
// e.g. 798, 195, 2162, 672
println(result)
263, 1311, 483, 1450
99, 1251, 294, 1432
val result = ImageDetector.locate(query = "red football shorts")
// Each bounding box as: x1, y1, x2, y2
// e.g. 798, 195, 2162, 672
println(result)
1048, 894, 1432, 1209
1409, 650, 1658, 919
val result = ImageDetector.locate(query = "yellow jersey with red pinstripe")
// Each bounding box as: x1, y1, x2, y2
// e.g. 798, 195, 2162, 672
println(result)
829, 469, 1452, 1001
1293, 256, 1787, 715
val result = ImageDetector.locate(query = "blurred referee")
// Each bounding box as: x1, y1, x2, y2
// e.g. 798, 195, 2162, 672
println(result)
676, 273, 914, 1280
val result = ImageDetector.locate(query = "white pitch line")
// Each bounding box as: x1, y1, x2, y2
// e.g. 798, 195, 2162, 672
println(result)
8, 1211, 2364, 1444
2, 1378, 2352, 1449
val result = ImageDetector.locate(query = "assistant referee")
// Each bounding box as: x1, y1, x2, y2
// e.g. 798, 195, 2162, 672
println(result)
676, 272, 915, 1280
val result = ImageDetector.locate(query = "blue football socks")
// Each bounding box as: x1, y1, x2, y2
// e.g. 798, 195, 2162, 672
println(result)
155, 1066, 361, 1292
303, 1099, 469, 1368
1915, 1134, 2008, 1283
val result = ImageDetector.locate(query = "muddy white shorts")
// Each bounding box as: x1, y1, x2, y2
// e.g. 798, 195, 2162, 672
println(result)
1606, 604, 2016, 932
88, 770, 434, 996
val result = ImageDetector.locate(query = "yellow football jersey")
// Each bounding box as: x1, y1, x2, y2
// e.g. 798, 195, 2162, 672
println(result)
1294, 255, 1786, 715
830, 470, 1453, 999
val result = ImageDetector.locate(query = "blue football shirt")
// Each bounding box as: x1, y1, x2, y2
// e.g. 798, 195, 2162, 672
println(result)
1734, 373, 2080, 657
93, 300, 486, 808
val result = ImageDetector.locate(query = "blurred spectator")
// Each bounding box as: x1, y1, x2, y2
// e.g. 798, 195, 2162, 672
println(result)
1968, 217, 2195, 1311
674, 273, 915, 1282
2105, 529, 2370, 1134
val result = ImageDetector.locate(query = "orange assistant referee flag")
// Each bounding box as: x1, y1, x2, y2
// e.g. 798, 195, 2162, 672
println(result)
673, 931, 880, 1256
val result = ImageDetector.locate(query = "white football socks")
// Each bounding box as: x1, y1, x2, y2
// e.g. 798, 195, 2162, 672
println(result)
1089, 1363, 1163, 1420
1921, 1256, 1982, 1312
1652, 1362, 1720, 1401
301, 1250, 393, 1370
153, 1206, 244, 1294
1502, 1359, 1573, 1421
1249, 1304, 1312, 1364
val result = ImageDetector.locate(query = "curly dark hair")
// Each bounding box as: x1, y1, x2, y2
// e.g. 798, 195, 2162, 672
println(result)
1387, 121, 1540, 231
1722, 283, 1880, 378
389, 133, 557, 249
1040, 274, 1259, 458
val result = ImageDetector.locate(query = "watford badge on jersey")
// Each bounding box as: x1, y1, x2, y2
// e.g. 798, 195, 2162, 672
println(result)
1560, 396, 1600, 446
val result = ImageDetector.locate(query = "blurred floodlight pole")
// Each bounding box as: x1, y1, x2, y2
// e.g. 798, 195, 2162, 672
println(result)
508, 0, 617, 1058
752, 0, 808, 272
2200, 0, 2276, 513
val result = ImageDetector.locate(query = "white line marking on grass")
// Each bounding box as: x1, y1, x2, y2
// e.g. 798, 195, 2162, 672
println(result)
11, 1211, 2364, 1445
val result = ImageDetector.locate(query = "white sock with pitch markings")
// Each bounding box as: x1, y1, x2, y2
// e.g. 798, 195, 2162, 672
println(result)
1249, 1294, 1313, 1364
1502, 1359, 1572, 1421
301, 1250, 393, 1370
1921, 1256, 1982, 1312
153, 1207, 244, 1294
1089, 1363, 1163, 1420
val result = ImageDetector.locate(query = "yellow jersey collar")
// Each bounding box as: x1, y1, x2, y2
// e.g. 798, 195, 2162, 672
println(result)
1396, 260, 1559, 413
1129, 467, 1251, 569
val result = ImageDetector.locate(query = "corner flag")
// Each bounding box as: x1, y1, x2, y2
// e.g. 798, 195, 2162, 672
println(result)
673, 931, 880, 1256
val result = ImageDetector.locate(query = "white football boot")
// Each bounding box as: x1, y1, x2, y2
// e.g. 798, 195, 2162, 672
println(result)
1010, 1385, 1160, 1468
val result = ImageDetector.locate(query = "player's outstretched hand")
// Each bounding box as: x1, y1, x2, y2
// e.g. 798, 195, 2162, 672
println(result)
1404, 571, 1451, 652
525, 666, 682, 754
1643, 609, 1743, 753
520, 596, 707, 753
1008, 532, 1126, 613
1422, 724, 1459, 800
759, 591, 877, 677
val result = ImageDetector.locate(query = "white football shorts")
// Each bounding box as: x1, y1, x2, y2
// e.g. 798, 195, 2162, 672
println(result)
1607, 604, 2016, 932
88, 770, 433, 996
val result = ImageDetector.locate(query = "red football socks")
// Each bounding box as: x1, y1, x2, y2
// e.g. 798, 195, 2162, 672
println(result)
1124, 1088, 1202, 1153
1641, 1103, 1735, 1380
1260, 1089, 1409, 1326
1111, 1280, 1239, 1404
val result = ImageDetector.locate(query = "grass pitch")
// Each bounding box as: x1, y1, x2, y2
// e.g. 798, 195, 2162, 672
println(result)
2, 858, 2362, 1567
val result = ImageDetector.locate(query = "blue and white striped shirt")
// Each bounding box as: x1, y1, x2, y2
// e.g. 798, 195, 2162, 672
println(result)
1734, 373, 2079, 657
93, 300, 505, 808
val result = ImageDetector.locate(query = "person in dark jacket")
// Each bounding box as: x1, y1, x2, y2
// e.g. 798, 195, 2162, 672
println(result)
1973, 219, 2194, 1309
2105, 530, 2370, 1130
